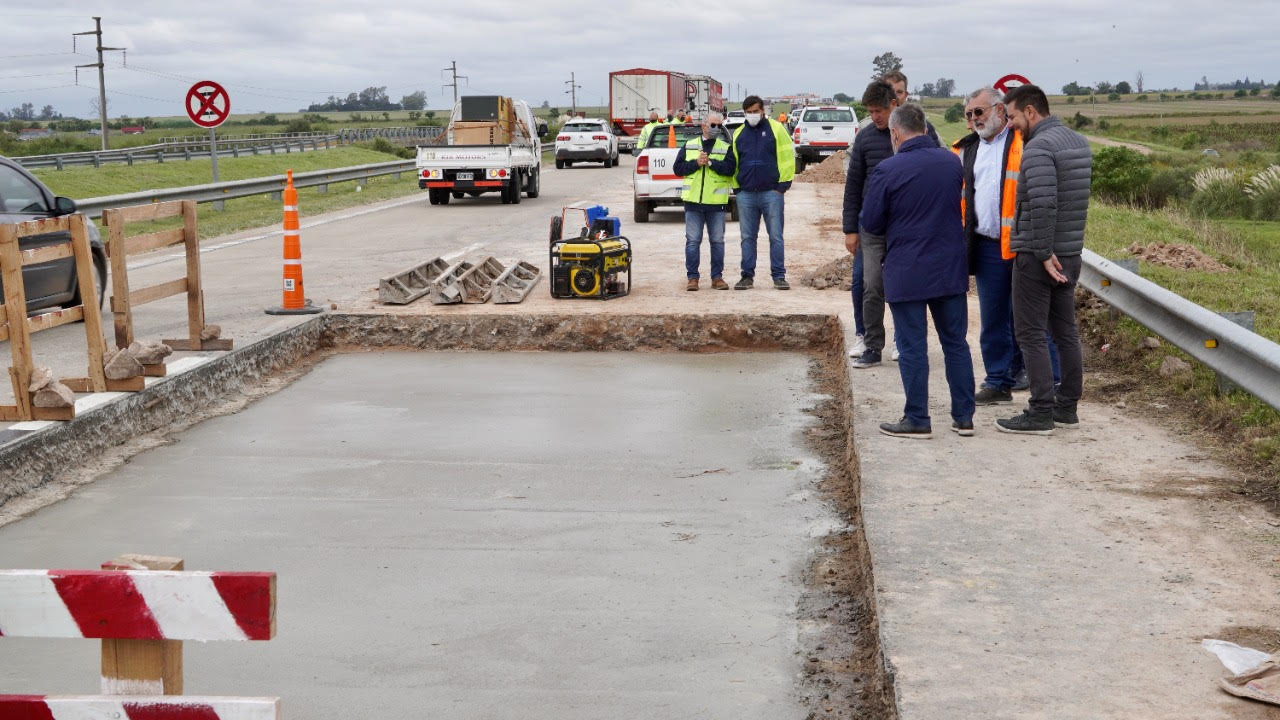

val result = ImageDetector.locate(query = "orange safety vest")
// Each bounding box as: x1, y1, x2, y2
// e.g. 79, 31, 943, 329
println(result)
952, 129, 1022, 260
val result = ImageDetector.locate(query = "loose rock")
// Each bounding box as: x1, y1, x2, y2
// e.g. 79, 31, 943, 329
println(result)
33, 380, 75, 408
103, 348, 144, 380
127, 340, 172, 365
1140, 336, 1162, 350
1158, 355, 1193, 377
200, 324, 222, 341
28, 366, 54, 393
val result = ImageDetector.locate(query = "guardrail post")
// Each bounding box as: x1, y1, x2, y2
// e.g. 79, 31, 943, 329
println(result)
270, 190, 282, 201
156, 151, 164, 164
1216, 311, 1257, 395
232, 145, 240, 158
55, 157, 64, 171
184, 148, 191, 161
93, 153, 101, 168
317, 184, 327, 194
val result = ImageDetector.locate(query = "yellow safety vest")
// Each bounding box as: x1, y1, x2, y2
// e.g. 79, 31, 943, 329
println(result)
680, 135, 733, 205
952, 128, 1023, 260
730, 118, 796, 189
636, 121, 660, 150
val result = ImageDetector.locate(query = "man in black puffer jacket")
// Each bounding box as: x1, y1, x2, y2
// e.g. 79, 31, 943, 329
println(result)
995, 84, 1092, 436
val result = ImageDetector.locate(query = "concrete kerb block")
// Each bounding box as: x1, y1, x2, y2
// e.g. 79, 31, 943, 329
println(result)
457, 257, 506, 304
426, 260, 475, 305
491, 261, 542, 304
378, 257, 451, 305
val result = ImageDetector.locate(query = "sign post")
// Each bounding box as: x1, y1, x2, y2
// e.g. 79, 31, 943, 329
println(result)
185, 80, 231, 210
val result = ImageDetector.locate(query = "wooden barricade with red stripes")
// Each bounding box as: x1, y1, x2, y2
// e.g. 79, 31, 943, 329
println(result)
0, 553, 279, 720
0, 215, 122, 422
102, 200, 233, 369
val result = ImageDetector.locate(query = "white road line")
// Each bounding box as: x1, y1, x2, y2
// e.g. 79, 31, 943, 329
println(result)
126, 193, 432, 271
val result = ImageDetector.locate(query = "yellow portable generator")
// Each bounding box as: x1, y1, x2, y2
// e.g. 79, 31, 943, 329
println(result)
549, 236, 632, 299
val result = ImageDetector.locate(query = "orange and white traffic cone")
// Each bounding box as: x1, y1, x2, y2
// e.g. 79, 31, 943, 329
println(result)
266, 169, 322, 315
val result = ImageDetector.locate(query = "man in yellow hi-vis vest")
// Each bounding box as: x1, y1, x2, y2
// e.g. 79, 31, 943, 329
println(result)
672, 112, 736, 291
951, 85, 1058, 403
635, 111, 661, 152
731, 95, 796, 290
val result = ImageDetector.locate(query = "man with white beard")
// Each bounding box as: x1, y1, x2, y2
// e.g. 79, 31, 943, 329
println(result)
950, 86, 1044, 404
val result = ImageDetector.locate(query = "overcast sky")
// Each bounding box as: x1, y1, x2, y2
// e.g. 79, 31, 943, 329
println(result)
4, 0, 1277, 119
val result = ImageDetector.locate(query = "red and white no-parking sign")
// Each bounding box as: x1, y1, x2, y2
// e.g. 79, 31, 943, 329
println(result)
186, 80, 231, 128
994, 74, 1032, 94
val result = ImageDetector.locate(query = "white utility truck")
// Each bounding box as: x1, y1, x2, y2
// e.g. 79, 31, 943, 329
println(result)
416, 95, 547, 205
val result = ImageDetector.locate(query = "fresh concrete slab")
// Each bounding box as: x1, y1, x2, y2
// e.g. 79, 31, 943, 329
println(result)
0, 351, 836, 720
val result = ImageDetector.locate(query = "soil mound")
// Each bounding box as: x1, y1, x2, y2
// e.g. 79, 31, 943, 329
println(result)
1126, 242, 1230, 272
804, 254, 853, 290
797, 150, 848, 184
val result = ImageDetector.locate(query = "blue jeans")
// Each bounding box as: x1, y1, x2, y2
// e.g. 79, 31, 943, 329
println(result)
851, 245, 865, 335
684, 204, 726, 279
889, 293, 975, 427
974, 238, 1060, 387
736, 190, 786, 279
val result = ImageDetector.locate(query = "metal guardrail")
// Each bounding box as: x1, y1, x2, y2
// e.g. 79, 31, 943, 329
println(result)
74, 160, 417, 219
14, 135, 339, 170
335, 126, 443, 143
1080, 248, 1280, 411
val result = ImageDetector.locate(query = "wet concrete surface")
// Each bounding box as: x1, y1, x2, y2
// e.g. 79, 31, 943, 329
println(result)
0, 351, 835, 719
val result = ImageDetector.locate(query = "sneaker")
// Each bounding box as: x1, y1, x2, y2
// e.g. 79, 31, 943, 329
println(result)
890, 347, 900, 361
994, 410, 1055, 435
951, 420, 975, 437
1052, 406, 1080, 428
974, 385, 1014, 405
879, 416, 932, 439
686, 278, 699, 291
734, 276, 753, 290
851, 350, 881, 369
849, 334, 867, 358
773, 277, 790, 290
711, 277, 729, 290
1012, 371, 1029, 392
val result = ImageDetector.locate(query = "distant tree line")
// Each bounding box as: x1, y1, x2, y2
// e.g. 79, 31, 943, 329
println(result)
0, 103, 62, 123
304, 87, 428, 113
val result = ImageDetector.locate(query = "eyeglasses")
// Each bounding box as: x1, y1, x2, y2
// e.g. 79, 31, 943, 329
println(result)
964, 104, 998, 119
708, 124, 721, 129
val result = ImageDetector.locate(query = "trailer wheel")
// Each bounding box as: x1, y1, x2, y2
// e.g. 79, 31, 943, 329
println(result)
526, 168, 540, 198
634, 198, 650, 223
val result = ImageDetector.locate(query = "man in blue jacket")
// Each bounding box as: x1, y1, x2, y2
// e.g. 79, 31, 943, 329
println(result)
859, 103, 976, 438
731, 95, 796, 290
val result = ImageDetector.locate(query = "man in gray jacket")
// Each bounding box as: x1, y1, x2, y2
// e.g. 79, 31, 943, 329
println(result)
995, 84, 1092, 435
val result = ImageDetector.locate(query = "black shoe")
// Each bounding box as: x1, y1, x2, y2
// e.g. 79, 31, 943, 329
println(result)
974, 385, 1013, 405
880, 417, 932, 439
1011, 371, 1029, 392
994, 410, 1055, 435
773, 277, 790, 290
951, 420, 975, 436
1052, 406, 1079, 428
850, 350, 881, 369
734, 276, 753, 290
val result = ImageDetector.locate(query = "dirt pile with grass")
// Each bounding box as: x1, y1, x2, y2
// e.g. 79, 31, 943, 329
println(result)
1127, 242, 1231, 272
797, 150, 849, 184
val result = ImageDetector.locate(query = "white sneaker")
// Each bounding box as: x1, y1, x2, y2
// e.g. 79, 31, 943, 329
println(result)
849, 334, 867, 357
890, 347, 900, 361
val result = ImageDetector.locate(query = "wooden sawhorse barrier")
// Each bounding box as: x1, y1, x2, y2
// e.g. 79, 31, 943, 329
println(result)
0, 215, 138, 422
0, 553, 278, 720
103, 200, 233, 377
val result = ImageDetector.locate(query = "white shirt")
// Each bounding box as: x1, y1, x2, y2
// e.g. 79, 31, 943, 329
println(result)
973, 123, 1009, 239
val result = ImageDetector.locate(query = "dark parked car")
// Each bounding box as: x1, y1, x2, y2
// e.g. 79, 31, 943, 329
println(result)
0, 155, 106, 313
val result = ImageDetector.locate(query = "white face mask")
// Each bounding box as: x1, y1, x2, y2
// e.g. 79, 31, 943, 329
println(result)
744, 112, 762, 126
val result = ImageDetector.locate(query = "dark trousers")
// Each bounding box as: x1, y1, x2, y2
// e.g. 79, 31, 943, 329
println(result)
973, 237, 1061, 388
889, 293, 975, 427
860, 231, 887, 352
1011, 253, 1084, 415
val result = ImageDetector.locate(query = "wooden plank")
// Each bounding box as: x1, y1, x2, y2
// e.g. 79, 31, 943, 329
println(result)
26, 306, 84, 334
63, 376, 145, 393
127, 277, 187, 307
107, 200, 185, 225
182, 200, 204, 347
1, 228, 34, 420
19, 242, 74, 266
163, 338, 233, 352
143, 363, 167, 377
104, 208, 133, 348
12, 215, 71, 238
0, 569, 276, 641
124, 227, 185, 256
0, 405, 21, 421
0, 696, 281, 720
102, 555, 184, 695
30, 405, 74, 421
71, 214, 108, 393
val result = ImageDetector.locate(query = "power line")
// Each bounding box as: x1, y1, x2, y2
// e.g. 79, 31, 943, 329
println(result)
441, 60, 467, 105
0, 52, 77, 59
0, 84, 80, 94
0, 71, 75, 80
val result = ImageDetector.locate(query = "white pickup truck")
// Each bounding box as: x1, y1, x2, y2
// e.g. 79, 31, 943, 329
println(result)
416, 97, 547, 205
631, 122, 737, 223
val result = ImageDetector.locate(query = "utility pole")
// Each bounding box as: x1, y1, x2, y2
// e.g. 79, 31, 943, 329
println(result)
441, 60, 468, 106
74, 16, 124, 152
564, 72, 581, 115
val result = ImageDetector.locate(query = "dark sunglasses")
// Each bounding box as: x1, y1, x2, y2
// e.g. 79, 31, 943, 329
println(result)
964, 104, 998, 119
708, 123, 722, 129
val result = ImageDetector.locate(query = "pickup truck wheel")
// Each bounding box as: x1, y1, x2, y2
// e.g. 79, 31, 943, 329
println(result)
526, 168, 540, 198
438, 190, 450, 205
427, 189, 440, 205
509, 171, 522, 204
795, 158, 806, 173
634, 198, 650, 223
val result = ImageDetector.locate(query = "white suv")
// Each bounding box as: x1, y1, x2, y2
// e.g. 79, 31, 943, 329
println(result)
555, 118, 620, 169
791, 106, 859, 172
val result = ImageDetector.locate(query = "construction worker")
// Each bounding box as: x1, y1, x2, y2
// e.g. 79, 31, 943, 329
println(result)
673, 112, 736, 291
731, 94, 796, 290
777, 111, 788, 124
636, 111, 662, 152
